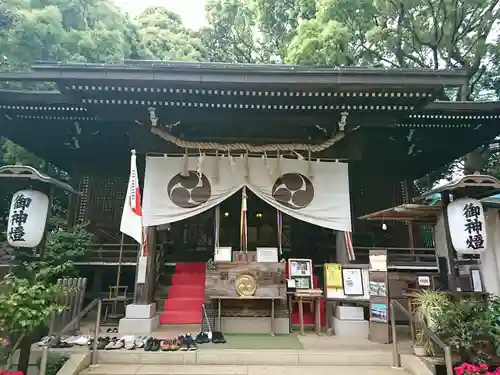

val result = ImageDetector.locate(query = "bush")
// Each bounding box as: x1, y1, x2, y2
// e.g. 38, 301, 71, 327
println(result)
432, 297, 493, 362
38, 352, 69, 375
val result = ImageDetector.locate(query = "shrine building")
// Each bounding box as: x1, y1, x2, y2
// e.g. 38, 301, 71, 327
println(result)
0, 61, 499, 333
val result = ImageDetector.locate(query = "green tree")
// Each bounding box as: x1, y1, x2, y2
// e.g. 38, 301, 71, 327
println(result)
0, 273, 67, 370
135, 7, 207, 61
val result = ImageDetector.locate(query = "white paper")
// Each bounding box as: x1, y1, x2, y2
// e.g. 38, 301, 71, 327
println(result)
418, 276, 431, 287
326, 269, 369, 300
290, 259, 312, 277
369, 254, 387, 271
342, 268, 364, 296
214, 247, 232, 262
137, 256, 147, 284
471, 270, 483, 292
257, 247, 278, 262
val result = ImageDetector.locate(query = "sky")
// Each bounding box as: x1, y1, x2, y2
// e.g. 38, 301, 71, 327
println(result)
113, 0, 208, 29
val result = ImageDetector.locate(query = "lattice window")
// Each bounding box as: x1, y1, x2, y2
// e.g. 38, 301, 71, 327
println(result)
75, 175, 90, 225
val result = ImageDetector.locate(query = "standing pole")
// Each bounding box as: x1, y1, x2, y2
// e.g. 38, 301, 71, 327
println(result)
240, 186, 248, 253
215, 205, 220, 249
115, 233, 125, 288
277, 209, 283, 257
441, 191, 458, 292
38, 185, 55, 260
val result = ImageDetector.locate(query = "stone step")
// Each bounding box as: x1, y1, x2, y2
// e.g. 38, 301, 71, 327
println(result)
82, 364, 408, 375
96, 349, 395, 366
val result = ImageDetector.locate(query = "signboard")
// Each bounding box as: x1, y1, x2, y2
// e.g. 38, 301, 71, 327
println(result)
288, 258, 313, 289
447, 198, 487, 254
256, 247, 278, 263
214, 247, 232, 262
7, 190, 49, 248
325, 263, 343, 289
418, 276, 431, 287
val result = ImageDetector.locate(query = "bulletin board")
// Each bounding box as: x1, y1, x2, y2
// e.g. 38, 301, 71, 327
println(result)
288, 258, 313, 289
324, 263, 370, 300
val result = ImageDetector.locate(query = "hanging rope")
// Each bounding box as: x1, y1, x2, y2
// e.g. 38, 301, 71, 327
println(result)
149, 122, 346, 153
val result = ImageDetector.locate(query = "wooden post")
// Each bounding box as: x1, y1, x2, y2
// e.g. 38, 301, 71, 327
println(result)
440, 192, 458, 292
133, 226, 157, 305
368, 249, 390, 344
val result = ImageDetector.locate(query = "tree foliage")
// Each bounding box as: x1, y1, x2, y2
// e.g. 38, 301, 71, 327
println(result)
1, 0, 500, 183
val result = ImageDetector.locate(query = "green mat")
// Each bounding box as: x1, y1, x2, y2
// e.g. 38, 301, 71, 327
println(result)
204, 333, 303, 349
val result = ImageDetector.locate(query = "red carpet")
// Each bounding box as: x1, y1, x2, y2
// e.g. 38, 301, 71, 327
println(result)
160, 262, 206, 325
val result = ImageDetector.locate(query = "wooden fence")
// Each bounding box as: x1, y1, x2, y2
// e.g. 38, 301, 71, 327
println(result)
49, 277, 87, 335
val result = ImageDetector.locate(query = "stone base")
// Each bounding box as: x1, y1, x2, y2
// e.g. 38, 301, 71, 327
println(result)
118, 303, 159, 334
332, 317, 369, 339
221, 317, 289, 334
118, 315, 159, 334
125, 303, 156, 319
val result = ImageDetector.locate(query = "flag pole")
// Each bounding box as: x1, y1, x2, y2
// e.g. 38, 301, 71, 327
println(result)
240, 186, 247, 253
115, 233, 125, 288
214, 205, 220, 255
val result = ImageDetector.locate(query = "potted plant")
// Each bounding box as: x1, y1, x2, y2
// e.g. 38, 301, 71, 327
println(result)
413, 331, 428, 357
410, 290, 448, 330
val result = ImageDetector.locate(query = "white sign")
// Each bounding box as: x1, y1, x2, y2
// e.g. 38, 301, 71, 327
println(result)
214, 247, 232, 262
418, 276, 431, 287
447, 198, 487, 254
256, 247, 278, 263
7, 190, 49, 248
137, 256, 147, 284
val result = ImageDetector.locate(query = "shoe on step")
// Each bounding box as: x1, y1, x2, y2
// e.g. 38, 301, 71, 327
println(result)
179, 335, 188, 351
170, 339, 180, 351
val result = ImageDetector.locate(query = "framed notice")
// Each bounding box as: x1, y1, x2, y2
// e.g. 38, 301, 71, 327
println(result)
289, 258, 312, 277
214, 247, 232, 262
370, 303, 388, 323
294, 276, 312, 289
342, 268, 364, 296
470, 269, 484, 292
325, 263, 343, 289
369, 281, 387, 296
418, 276, 431, 287
288, 258, 313, 290
370, 254, 387, 271
256, 247, 278, 263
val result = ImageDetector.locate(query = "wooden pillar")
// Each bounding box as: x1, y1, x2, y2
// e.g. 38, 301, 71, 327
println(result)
133, 226, 157, 305
119, 226, 159, 334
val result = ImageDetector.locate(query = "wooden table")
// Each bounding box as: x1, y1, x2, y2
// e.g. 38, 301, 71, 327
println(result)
290, 294, 323, 336
210, 296, 286, 336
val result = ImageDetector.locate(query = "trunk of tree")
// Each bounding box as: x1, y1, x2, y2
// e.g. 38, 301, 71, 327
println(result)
17, 336, 31, 375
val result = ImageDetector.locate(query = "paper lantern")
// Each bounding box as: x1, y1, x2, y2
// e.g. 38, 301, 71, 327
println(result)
7, 190, 49, 248
447, 197, 487, 254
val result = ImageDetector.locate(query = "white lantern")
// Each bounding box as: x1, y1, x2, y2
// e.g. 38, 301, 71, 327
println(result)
447, 197, 487, 254
7, 189, 49, 248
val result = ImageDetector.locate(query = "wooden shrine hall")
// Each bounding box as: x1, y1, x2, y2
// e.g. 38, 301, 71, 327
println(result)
0, 61, 500, 334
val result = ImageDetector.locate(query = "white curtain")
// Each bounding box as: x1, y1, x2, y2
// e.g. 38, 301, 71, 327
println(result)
142, 155, 352, 232
245, 157, 351, 232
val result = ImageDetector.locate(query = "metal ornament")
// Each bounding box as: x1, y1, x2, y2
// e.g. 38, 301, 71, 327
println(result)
235, 274, 257, 296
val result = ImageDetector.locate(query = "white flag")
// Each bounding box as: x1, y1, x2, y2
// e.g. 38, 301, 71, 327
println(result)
120, 151, 143, 244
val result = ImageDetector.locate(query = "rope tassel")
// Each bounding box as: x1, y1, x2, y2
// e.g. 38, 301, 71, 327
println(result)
213, 150, 220, 183
181, 149, 189, 177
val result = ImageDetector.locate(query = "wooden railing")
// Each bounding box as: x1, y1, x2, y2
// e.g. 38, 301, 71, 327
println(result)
354, 247, 438, 269
0, 243, 437, 269
75, 244, 162, 265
